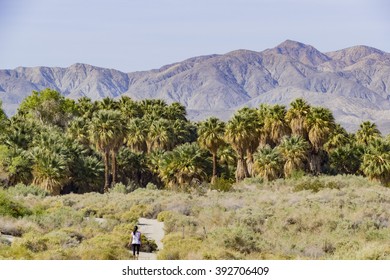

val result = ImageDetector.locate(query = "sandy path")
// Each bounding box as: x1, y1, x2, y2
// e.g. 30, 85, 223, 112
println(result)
137, 218, 164, 260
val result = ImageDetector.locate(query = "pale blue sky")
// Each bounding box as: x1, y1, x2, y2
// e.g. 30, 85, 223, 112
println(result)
0, 0, 389, 72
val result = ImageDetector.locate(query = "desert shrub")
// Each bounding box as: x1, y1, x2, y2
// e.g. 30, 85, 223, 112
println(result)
209, 178, 233, 192
31, 206, 84, 231
6, 184, 49, 197
109, 183, 128, 194
141, 235, 158, 252
0, 189, 32, 218
157, 210, 174, 222
289, 170, 306, 180
158, 233, 203, 260
17, 232, 49, 253
0, 216, 40, 236
294, 178, 342, 193
146, 182, 158, 190
210, 227, 261, 255
241, 177, 264, 186
77, 233, 130, 260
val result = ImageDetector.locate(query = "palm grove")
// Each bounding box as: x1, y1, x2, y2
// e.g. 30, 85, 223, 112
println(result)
0, 89, 389, 195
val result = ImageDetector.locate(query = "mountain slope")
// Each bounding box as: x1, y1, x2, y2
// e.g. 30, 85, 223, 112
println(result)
1, 40, 390, 133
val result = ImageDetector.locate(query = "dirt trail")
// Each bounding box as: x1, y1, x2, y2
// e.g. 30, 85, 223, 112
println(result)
137, 218, 164, 260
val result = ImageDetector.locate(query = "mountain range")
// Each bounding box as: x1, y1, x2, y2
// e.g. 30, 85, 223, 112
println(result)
1, 40, 390, 133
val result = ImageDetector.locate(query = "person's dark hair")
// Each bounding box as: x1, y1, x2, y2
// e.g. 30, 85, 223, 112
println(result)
133, 226, 138, 235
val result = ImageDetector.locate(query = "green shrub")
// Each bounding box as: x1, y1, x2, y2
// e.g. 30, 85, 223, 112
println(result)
294, 178, 341, 193
109, 183, 127, 194
31, 206, 84, 231
157, 210, 174, 222
158, 233, 203, 260
0, 190, 32, 218
209, 178, 233, 192
146, 182, 158, 190
141, 235, 158, 252
7, 184, 49, 197
77, 233, 129, 260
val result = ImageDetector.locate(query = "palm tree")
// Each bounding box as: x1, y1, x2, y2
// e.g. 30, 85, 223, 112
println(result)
140, 99, 168, 118
198, 117, 225, 183
278, 136, 309, 178
119, 96, 142, 119
166, 102, 187, 121
329, 144, 362, 175
31, 147, 70, 195
110, 119, 128, 187
218, 145, 237, 180
285, 98, 310, 138
0, 100, 7, 134
361, 138, 390, 186
264, 105, 291, 146
324, 124, 351, 152
253, 145, 283, 181
67, 117, 90, 146
88, 109, 126, 192
306, 107, 336, 152
96, 97, 119, 111
355, 121, 381, 146
125, 118, 148, 153
76, 97, 96, 118
306, 106, 335, 174
158, 143, 210, 189
225, 109, 259, 182
147, 119, 174, 152
257, 104, 271, 148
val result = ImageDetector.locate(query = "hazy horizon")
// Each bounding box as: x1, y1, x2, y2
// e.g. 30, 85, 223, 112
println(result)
0, 0, 389, 72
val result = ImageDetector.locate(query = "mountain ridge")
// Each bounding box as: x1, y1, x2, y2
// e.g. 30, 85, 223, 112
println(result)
1, 40, 390, 133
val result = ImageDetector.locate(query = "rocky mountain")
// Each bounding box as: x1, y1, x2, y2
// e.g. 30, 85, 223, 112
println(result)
1, 40, 390, 133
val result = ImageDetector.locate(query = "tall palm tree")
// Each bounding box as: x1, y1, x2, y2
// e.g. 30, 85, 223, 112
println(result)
257, 104, 271, 148
147, 119, 174, 152
306, 107, 336, 152
306, 106, 335, 174
278, 135, 309, 178
355, 121, 381, 146
217, 145, 237, 180
119, 96, 142, 119
361, 138, 390, 186
158, 143, 209, 189
140, 99, 168, 118
67, 117, 90, 146
324, 124, 351, 153
264, 105, 291, 146
31, 147, 69, 195
329, 144, 362, 175
110, 118, 128, 187
166, 102, 187, 121
225, 109, 259, 182
285, 98, 310, 138
198, 117, 225, 183
96, 97, 119, 111
126, 118, 148, 153
76, 97, 96, 118
88, 109, 125, 192
253, 145, 283, 181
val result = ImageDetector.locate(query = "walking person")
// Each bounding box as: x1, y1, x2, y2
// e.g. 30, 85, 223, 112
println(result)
129, 226, 141, 259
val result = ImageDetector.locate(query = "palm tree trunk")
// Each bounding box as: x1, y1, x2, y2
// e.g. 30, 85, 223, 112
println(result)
236, 154, 250, 182
111, 150, 117, 187
211, 152, 217, 184
309, 152, 321, 175
103, 151, 110, 193
247, 152, 254, 176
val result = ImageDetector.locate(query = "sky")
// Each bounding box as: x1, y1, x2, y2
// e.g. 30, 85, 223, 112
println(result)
0, 0, 389, 72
